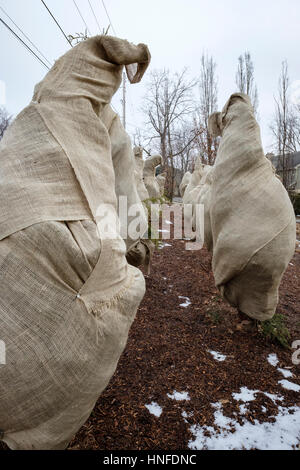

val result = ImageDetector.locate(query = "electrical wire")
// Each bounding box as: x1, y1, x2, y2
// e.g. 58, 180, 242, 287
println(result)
0, 16, 50, 70
40, 0, 72, 47
88, 0, 102, 33
72, 0, 91, 36
0, 4, 52, 67
101, 0, 116, 35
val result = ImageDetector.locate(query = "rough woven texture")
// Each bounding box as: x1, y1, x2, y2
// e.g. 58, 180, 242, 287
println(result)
156, 173, 166, 197
101, 108, 148, 254
143, 155, 162, 199
182, 161, 212, 241
0, 35, 150, 450
192, 167, 214, 251
182, 158, 210, 206
179, 171, 192, 198
134, 147, 149, 202
208, 93, 296, 320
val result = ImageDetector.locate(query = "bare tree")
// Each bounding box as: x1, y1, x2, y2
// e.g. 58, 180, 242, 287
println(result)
173, 122, 199, 173
194, 53, 219, 165
0, 107, 12, 140
142, 68, 198, 199
270, 60, 299, 188
235, 51, 259, 115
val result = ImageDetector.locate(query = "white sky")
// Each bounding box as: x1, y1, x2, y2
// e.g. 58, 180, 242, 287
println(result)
1, 0, 300, 152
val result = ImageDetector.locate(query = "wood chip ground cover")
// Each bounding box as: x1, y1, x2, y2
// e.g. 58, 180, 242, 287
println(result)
68, 235, 300, 450
1, 230, 299, 451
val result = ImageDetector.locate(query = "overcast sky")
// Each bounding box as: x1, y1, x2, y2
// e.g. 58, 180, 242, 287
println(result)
1, 0, 300, 152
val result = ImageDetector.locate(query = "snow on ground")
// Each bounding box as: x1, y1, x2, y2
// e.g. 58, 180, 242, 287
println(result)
278, 380, 300, 392
158, 242, 172, 249
267, 353, 295, 380
167, 391, 190, 401
145, 402, 163, 417
182, 411, 194, 423
208, 350, 227, 362
232, 387, 283, 404
263, 392, 284, 404
178, 296, 191, 308
232, 387, 258, 402
267, 353, 279, 367
277, 368, 294, 379
188, 402, 300, 450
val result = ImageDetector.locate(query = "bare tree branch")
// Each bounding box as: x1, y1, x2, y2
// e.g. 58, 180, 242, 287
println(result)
0, 107, 12, 140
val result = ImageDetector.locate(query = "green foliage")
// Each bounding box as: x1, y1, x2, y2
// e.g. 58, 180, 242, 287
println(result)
258, 313, 291, 349
206, 295, 223, 324
290, 192, 300, 215
206, 308, 222, 324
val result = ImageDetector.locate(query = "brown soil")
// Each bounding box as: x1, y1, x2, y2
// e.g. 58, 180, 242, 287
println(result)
1, 227, 299, 451
67, 235, 300, 450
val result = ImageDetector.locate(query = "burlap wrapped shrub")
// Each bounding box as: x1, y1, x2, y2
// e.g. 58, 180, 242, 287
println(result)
0, 35, 151, 450
208, 93, 296, 321
134, 146, 150, 202
143, 155, 162, 199
179, 171, 192, 198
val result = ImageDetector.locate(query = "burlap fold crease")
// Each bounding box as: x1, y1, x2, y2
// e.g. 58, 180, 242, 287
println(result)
0, 35, 150, 450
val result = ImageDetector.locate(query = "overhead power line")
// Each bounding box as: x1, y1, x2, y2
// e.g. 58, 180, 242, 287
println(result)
0, 5, 52, 67
72, 0, 91, 36
101, 0, 116, 35
40, 0, 73, 47
88, 0, 101, 33
0, 16, 50, 70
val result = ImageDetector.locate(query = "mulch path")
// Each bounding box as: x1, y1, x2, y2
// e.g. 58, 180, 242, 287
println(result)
1, 228, 299, 451
68, 236, 300, 450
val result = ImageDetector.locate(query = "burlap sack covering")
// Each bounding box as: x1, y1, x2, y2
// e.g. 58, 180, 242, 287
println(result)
192, 166, 214, 251
208, 93, 296, 320
0, 35, 150, 450
156, 173, 166, 197
183, 161, 212, 241
101, 107, 150, 268
143, 155, 162, 199
134, 146, 149, 202
179, 171, 192, 198
182, 158, 210, 205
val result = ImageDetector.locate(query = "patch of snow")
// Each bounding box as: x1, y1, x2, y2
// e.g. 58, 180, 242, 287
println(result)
165, 220, 173, 225
279, 380, 300, 392
182, 410, 194, 423
233, 387, 284, 404
167, 390, 190, 401
158, 242, 172, 249
277, 368, 294, 379
263, 392, 284, 404
179, 296, 191, 308
188, 403, 300, 450
267, 353, 279, 367
208, 350, 227, 362
232, 387, 259, 402
239, 404, 248, 415
158, 229, 169, 233
145, 402, 163, 417
261, 406, 267, 413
